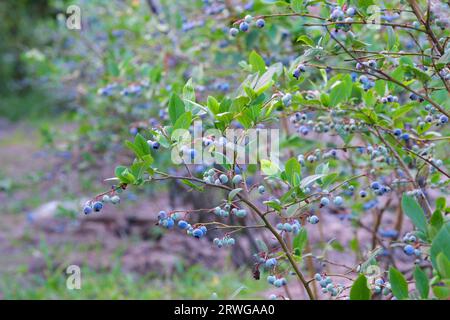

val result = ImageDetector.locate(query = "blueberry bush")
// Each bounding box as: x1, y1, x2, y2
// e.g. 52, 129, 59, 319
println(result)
81, 0, 449, 300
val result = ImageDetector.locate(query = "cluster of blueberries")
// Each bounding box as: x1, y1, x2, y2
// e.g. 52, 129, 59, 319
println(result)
267, 275, 288, 288
371, 278, 392, 296
276, 220, 302, 234
213, 205, 248, 218
314, 273, 343, 297
229, 15, 265, 37
83, 193, 121, 215
329, 6, 356, 31
297, 149, 337, 165
402, 232, 422, 258
158, 211, 208, 239
213, 236, 236, 248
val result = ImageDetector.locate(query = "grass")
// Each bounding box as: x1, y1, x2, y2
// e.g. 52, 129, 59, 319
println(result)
0, 264, 267, 300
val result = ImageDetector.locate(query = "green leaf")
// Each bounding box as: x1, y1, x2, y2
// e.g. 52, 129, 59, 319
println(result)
330, 74, 352, 106
432, 282, 450, 299
436, 252, 450, 279
182, 78, 196, 101
260, 159, 280, 175
389, 267, 409, 300
249, 50, 266, 74
430, 223, 450, 270
114, 166, 136, 184
181, 179, 203, 192
296, 35, 313, 46
300, 174, 326, 189
413, 266, 429, 299
228, 188, 243, 201
284, 157, 301, 186
168, 93, 185, 125
293, 228, 307, 257
207, 96, 220, 115
173, 111, 192, 131
403, 65, 431, 83
401, 194, 428, 235
350, 274, 371, 300
291, 0, 303, 12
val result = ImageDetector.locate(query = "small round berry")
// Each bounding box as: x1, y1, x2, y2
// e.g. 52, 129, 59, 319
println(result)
192, 228, 204, 238
273, 279, 283, 287
256, 18, 265, 28
440, 115, 448, 124
258, 185, 266, 194
236, 209, 247, 218
151, 141, 160, 150
244, 15, 253, 23
111, 195, 121, 204
393, 128, 402, 136
265, 258, 277, 268
166, 218, 175, 229
83, 205, 93, 215
93, 201, 103, 212
309, 215, 319, 224
239, 21, 249, 32
219, 174, 229, 184
320, 197, 330, 206
333, 196, 343, 206
102, 195, 110, 203
232, 174, 242, 184
314, 273, 322, 281
374, 278, 384, 286
401, 133, 410, 141
283, 223, 293, 232
269, 294, 277, 300
229, 28, 239, 37
178, 220, 189, 229
403, 244, 415, 256
371, 181, 381, 190
359, 190, 367, 198
267, 275, 276, 284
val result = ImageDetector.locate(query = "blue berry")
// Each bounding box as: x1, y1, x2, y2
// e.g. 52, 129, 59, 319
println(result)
192, 228, 204, 238
158, 210, 167, 219
359, 190, 367, 198
403, 244, 415, 256
267, 275, 276, 284
93, 201, 103, 212
219, 174, 229, 184
229, 28, 238, 37
111, 195, 120, 204
371, 181, 381, 190
314, 273, 322, 281
258, 185, 265, 194
401, 133, 410, 141
333, 196, 343, 206
83, 205, 93, 215
178, 220, 189, 229
265, 258, 277, 268
440, 115, 448, 124
320, 197, 330, 206
151, 141, 160, 150
309, 215, 319, 224
273, 279, 283, 287
256, 18, 265, 28
347, 7, 356, 16
283, 223, 293, 232
199, 225, 207, 235
393, 128, 402, 136
239, 21, 249, 32
232, 175, 242, 184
